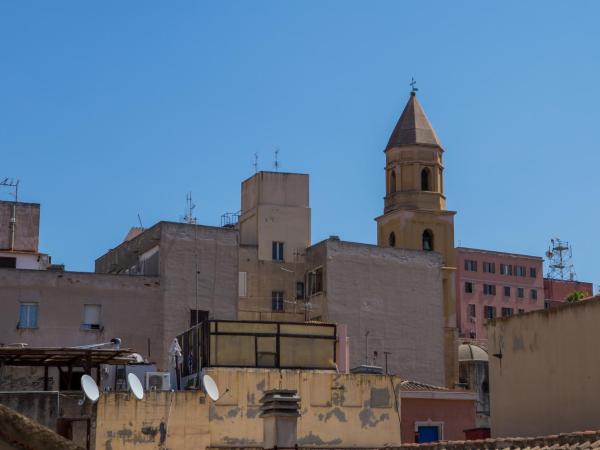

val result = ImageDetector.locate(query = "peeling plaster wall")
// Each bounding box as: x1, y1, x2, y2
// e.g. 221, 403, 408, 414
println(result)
94, 368, 402, 449
489, 299, 600, 438
307, 240, 445, 386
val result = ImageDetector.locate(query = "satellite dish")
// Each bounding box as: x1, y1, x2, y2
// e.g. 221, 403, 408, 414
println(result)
202, 374, 220, 401
127, 373, 144, 400
80, 375, 100, 405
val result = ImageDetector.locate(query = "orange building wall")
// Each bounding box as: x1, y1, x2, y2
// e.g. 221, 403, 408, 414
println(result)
401, 398, 476, 443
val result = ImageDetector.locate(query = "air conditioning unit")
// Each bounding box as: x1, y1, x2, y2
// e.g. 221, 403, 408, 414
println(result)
145, 372, 170, 391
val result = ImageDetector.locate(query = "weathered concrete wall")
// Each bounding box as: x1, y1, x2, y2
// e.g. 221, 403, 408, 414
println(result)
0, 201, 40, 252
238, 245, 305, 322
488, 298, 600, 437
0, 268, 162, 363
307, 239, 445, 386
238, 172, 310, 322
95, 221, 239, 368
95, 368, 402, 449
159, 222, 238, 367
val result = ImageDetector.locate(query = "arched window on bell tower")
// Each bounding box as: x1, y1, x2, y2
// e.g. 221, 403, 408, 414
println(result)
390, 170, 396, 194
422, 229, 434, 251
421, 168, 431, 191
389, 232, 396, 247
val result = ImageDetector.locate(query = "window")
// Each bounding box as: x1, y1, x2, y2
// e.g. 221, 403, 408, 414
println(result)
18, 303, 38, 328
239, 272, 247, 297
390, 170, 396, 194
468, 304, 476, 318
529, 267, 537, 278
515, 265, 526, 277
484, 305, 496, 320
500, 264, 512, 275
517, 287, 524, 299
422, 229, 434, 251
483, 262, 495, 273
530, 289, 538, 300
464, 282, 473, 293
464, 260, 477, 272
421, 168, 431, 191
308, 268, 323, 295
190, 310, 209, 327
271, 291, 284, 312
501, 307, 514, 317
483, 284, 496, 296
82, 304, 101, 330
0, 257, 17, 268
296, 281, 305, 300
272, 241, 284, 262
503, 286, 511, 297
389, 232, 396, 248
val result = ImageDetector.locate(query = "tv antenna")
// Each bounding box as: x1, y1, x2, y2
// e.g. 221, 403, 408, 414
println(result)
253, 152, 258, 173
0, 178, 19, 201
545, 238, 576, 281
410, 77, 418, 93
182, 192, 197, 224
273, 147, 280, 171
0, 178, 20, 251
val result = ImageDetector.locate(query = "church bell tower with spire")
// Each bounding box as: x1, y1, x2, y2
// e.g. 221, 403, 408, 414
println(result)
376, 88, 458, 387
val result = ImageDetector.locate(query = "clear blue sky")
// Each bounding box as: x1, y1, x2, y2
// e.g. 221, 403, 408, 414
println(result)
1, 2, 598, 286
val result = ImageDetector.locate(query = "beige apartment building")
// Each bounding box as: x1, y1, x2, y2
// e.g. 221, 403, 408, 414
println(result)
488, 296, 600, 438
0, 218, 238, 370
237, 171, 310, 322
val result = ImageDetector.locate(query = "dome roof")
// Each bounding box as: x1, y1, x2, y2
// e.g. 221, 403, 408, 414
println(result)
458, 343, 488, 362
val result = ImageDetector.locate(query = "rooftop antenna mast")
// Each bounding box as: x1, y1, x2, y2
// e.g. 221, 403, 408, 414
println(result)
273, 147, 280, 172
253, 152, 258, 173
545, 238, 576, 281
0, 178, 20, 252
183, 192, 197, 225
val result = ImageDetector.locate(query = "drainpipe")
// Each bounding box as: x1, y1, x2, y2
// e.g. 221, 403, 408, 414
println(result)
9, 202, 16, 251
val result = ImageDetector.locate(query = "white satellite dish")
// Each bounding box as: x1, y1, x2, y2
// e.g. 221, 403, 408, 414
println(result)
80, 374, 100, 405
127, 373, 144, 400
202, 374, 220, 401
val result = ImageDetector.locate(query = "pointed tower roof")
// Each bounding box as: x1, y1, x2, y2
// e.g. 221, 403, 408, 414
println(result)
386, 92, 442, 149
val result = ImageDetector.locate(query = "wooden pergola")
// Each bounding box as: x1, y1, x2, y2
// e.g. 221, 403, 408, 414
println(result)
0, 347, 137, 390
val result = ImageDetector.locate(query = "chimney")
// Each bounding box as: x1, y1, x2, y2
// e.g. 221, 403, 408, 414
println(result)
259, 389, 300, 449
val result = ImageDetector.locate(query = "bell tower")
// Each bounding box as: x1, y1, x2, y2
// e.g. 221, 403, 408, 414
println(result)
376, 89, 458, 387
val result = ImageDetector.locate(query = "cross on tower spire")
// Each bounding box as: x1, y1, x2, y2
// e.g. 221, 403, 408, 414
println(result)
410, 77, 418, 95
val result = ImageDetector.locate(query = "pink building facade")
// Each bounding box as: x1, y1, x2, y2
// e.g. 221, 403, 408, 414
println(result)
456, 247, 544, 340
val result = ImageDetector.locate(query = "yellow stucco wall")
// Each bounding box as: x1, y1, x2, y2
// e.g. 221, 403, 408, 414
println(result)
488, 299, 600, 437
95, 368, 401, 449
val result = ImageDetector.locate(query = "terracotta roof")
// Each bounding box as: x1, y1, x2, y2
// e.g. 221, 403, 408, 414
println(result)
400, 430, 600, 450
0, 403, 84, 450
400, 380, 450, 392
386, 92, 442, 149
